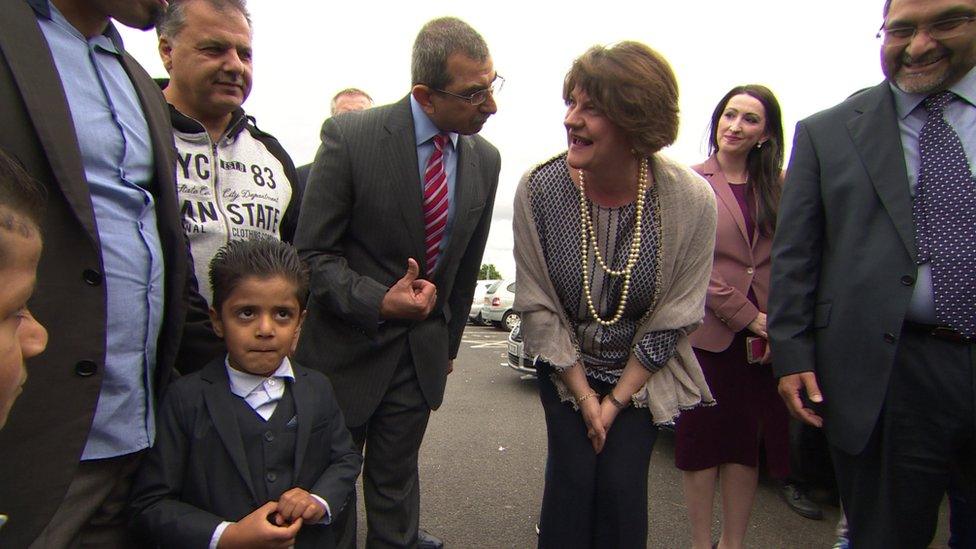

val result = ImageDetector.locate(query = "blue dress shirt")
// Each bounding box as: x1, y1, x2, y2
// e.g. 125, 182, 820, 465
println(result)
410, 95, 459, 262
891, 66, 976, 324
35, 0, 165, 459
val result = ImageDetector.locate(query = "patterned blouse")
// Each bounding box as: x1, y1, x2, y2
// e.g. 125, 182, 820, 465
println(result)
527, 154, 678, 383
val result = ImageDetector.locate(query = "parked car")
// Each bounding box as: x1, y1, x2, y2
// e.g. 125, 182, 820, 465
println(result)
483, 279, 519, 331
468, 279, 498, 325
505, 324, 536, 376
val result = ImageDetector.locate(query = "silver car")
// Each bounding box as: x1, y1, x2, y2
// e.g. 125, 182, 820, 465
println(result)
483, 279, 519, 331
468, 279, 498, 325
505, 325, 536, 376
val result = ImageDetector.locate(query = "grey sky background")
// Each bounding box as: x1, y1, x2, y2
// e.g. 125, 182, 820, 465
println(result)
120, 0, 887, 279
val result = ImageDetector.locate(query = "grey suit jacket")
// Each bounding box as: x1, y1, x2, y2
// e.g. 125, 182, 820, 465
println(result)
0, 1, 220, 544
293, 96, 501, 427
768, 81, 918, 455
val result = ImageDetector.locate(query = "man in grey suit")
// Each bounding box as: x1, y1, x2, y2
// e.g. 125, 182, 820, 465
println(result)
769, 0, 976, 546
293, 17, 501, 549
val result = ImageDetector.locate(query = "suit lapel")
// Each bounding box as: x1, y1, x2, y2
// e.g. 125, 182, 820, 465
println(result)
847, 83, 916, 258
703, 156, 751, 247
201, 360, 259, 502
290, 369, 313, 476
0, 3, 97, 240
383, 97, 426, 264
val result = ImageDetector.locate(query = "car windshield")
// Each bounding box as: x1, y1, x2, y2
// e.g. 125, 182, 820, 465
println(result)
487, 280, 504, 293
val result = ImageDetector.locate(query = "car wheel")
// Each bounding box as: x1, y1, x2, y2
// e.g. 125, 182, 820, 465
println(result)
502, 310, 520, 331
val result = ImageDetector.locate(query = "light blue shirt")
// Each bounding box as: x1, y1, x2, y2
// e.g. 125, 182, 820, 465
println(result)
35, 0, 165, 459
890, 66, 976, 324
410, 95, 459, 263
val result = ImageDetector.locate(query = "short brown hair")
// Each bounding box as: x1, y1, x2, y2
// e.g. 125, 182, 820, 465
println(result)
412, 17, 489, 89
563, 41, 679, 155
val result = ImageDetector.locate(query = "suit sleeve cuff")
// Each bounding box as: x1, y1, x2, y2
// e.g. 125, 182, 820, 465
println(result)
310, 494, 332, 525
210, 521, 232, 549
726, 302, 760, 333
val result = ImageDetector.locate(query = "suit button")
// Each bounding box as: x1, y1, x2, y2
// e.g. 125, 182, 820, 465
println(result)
266, 471, 277, 483
264, 431, 274, 442
82, 269, 103, 286
75, 360, 98, 377
746, 267, 755, 275
901, 275, 915, 286
883, 332, 896, 344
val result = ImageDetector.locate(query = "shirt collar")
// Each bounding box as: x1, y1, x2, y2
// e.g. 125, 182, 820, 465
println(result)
409, 94, 459, 149
30, 0, 126, 54
225, 355, 295, 399
891, 65, 976, 120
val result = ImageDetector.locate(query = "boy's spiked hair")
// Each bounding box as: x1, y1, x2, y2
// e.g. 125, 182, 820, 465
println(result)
208, 238, 309, 311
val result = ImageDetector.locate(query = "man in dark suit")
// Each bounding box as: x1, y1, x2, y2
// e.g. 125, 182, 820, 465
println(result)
296, 88, 375, 198
294, 17, 501, 549
769, 0, 976, 545
0, 0, 218, 546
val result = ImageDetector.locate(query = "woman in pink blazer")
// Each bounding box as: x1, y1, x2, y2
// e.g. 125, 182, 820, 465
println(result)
675, 85, 788, 549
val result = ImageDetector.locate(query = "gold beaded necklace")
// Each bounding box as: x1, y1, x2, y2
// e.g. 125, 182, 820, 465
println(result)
577, 156, 649, 326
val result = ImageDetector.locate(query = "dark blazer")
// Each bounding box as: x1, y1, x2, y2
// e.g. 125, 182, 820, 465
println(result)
129, 358, 362, 548
689, 156, 773, 353
295, 162, 311, 198
768, 82, 918, 455
0, 2, 220, 545
293, 96, 501, 427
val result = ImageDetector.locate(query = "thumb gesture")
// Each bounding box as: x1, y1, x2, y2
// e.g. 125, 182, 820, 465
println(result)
380, 259, 437, 321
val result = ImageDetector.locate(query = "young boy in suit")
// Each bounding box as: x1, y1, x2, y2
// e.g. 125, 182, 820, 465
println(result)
129, 239, 361, 548
0, 149, 48, 431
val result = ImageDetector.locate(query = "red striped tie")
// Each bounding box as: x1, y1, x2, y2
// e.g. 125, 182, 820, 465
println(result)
423, 134, 449, 272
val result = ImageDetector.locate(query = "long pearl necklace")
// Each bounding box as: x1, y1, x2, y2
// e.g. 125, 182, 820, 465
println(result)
577, 156, 649, 326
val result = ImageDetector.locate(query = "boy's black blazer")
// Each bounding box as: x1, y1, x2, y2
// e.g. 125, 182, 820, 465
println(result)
129, 357, 362, 548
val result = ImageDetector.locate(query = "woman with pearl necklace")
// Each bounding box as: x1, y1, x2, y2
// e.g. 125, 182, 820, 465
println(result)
513, 41, 716, 548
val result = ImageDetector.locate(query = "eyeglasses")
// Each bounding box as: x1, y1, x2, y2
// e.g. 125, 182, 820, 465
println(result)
877, 15, 976, 45
433, 75, 505, 105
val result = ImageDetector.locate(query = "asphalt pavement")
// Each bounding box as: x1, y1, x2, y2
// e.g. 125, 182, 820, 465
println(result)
352, 325, 950, 548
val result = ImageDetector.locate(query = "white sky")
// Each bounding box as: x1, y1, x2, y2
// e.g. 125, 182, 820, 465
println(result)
120, 0, 887, 279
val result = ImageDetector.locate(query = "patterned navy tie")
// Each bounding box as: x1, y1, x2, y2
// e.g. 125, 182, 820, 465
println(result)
912, 91, 976, 337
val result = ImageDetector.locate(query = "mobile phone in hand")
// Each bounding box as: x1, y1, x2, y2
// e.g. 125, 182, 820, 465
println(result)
746, 336, 767, 364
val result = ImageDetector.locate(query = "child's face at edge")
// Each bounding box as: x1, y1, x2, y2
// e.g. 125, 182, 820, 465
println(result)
210, 275, 304, 377
0, 230, 47, 428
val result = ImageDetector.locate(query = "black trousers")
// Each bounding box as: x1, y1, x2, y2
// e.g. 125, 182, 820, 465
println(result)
334, 353, 431, 549
536, 363, 658, 549
830, 327, 976, 549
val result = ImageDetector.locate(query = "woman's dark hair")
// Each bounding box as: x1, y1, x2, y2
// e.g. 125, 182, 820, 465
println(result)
209, 238, 309, 312
563, 41, 679, 156
707, 84, 784, 236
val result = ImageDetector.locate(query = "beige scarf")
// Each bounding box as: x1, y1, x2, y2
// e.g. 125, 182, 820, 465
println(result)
513, 153, 717, 425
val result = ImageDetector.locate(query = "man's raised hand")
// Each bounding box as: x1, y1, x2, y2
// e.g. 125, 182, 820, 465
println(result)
379, 258, 437, 321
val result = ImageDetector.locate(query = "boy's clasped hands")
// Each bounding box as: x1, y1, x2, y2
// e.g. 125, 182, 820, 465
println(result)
219, 488, 326, 548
